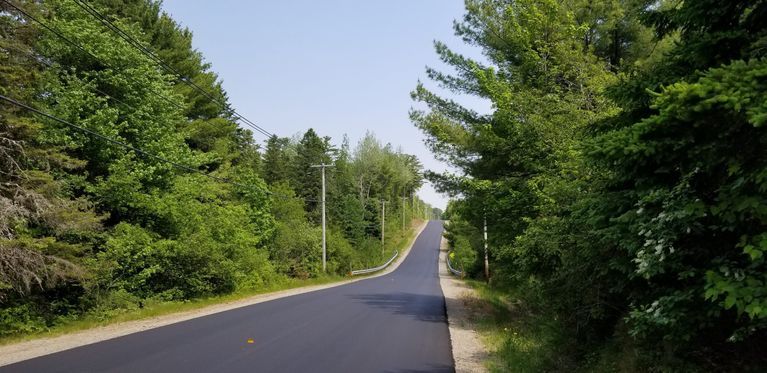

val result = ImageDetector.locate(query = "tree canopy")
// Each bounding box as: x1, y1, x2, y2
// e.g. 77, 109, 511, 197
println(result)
415, 0, 767, 370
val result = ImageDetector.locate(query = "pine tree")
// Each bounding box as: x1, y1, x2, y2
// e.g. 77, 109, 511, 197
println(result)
292, 128, 333, 222
262, 135, 292, 185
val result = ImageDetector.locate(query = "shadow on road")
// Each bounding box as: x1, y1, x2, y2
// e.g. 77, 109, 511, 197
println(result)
348, 292, 448, 323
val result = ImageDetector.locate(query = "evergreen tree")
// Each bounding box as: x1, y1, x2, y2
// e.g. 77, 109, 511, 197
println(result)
586, 0, 767, 364
262, 135, 292, 185
0, 0, 102, 332
292, 128, 333, 222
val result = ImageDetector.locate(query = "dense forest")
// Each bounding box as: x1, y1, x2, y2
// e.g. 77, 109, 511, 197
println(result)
418, 0, 767, 371
0, 0, 435, 337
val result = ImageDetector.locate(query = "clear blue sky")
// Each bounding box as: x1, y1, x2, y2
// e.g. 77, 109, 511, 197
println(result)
160, 0, 490, 210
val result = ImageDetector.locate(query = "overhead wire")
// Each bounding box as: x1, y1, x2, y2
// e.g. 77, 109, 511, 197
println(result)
1, 0, 190, 115
2, 0, 382, 207
69, 0, 273, 138
2, 2, 429, 210
0, 93, 235, 185
0, 41, 139, 112
0, 93, 318, 202
0, 0, 319, 203
5, 0, 269, 139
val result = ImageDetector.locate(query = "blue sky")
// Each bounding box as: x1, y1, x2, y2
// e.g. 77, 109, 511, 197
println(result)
160, 0, 490, 209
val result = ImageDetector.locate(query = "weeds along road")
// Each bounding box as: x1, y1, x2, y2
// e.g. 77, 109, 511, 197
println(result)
5, 221, 453, 373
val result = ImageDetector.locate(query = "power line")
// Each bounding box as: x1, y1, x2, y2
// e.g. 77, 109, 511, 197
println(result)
4, 0, 268, 139
0, 18, 311, 204
0, 93, 315, 202
1, 0, 190, 115
1, 1, 306, 202
0, 93, 234, 184
69, 0, 273, 138
0, 42, 139, 112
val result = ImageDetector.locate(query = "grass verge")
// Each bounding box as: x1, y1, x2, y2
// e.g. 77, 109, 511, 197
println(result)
464, 280, 574, 372
0, 274, 343, 347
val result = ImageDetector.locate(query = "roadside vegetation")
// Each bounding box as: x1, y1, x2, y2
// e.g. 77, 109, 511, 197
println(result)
460, 280, 569, 372
0, 220, 423, 346
0, 0, 438, 340
419, 0, 767, 371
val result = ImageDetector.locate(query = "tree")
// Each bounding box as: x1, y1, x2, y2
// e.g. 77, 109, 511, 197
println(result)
586, 0, 767, 363
262, 135, 292, 185
0, 0, 102, 334
414, 0, 767, 369
292, 128, 333, 222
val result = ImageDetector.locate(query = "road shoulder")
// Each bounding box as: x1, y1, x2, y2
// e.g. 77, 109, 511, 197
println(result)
439, 235, 489, 373
0, 221, 428, 367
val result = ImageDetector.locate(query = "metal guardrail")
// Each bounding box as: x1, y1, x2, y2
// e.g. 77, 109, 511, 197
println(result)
446, 251, 463, 277
350, 250, 399, 276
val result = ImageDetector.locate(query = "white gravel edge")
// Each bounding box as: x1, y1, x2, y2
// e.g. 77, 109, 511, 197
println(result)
439, 235, 489, 373
0, 221, 428, 367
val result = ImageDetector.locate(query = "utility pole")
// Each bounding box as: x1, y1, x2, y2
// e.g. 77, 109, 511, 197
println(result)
483, 214, 489, 281
381, 200, 386, 254
401, 196, 407, 230
310, 163, 333, 272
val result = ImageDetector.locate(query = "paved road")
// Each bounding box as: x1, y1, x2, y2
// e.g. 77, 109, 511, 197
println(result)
4, 221, 453, 373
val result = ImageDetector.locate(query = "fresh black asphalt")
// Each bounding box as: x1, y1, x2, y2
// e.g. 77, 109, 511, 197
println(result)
4, 221, 453, 373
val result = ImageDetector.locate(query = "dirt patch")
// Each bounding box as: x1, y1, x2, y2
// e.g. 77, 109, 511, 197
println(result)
439, 236, 489, 373
461, 292, 495, 320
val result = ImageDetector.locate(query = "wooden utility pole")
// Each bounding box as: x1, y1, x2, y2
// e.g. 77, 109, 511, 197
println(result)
401, 196, 407, 230
484, 215, 489, 281
310, 163, 333, 272
381, 200, 386, 254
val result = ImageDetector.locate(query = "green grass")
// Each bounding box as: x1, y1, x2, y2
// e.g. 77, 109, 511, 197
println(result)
463, 281, 657, 372
0, 221, 426, 347
381, 221, 423, 264
464, 280, 574, 372
350, 219, 424, 273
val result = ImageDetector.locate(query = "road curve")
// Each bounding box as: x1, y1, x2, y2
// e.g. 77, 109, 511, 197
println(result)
4, 221, 453, 373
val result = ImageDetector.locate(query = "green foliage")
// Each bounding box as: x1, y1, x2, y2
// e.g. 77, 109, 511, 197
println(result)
0, 304, 48, 337
1, 0, 102, 335
467, 280, 572, 372
267, 183, 322, 278
414, 0, 767, 370
100, 223, 225, 299
0, 0, 435, 341
444, 205, 483, 276
334, 194, 366, 245
325, 229, 355, 275
593, 56, 767, 350
451, 236, 476, 275
262, 135, 293, 185
292, 128, 334, 222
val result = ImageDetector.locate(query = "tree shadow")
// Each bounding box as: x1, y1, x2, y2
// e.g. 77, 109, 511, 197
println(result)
348, 292, 448, 323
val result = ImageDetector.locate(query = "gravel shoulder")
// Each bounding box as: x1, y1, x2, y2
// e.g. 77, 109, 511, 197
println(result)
0, 221, 427, 367
439, 235, 489, 373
